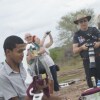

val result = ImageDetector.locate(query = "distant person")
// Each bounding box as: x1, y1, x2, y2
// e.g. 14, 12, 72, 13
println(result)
24, 32, 59, 93
73, 14, 100, 88
0, 35, 30, 100
24, 33, 61, 100
24, 33, 33, 44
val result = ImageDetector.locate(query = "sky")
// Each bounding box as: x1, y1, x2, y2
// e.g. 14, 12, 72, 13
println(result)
0, 0, 100, 82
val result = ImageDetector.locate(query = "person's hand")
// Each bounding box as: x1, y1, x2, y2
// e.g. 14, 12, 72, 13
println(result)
81, 43, 88, 50
94, 42, 100, 48
46, 31, 51, 35
36, 79, 48, 91
43, 33, 48, 39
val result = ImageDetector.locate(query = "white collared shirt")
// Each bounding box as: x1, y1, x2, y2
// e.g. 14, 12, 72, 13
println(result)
0, 61, 27, 100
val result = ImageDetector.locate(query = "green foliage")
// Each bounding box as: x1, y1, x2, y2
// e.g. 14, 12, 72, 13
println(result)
50, 45, 73, 66
57, 8, 95, 46
50, 47, 65, 63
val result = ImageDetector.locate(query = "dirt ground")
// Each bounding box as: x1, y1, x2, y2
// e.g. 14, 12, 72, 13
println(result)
56, 67, 89, 100
58, 80, 88, 100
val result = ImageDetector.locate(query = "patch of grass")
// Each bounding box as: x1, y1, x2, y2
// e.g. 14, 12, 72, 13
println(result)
58, 72, 81, 83
57, 57, 83, 82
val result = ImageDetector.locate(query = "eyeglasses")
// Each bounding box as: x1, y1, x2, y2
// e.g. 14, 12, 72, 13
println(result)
78, 19, 88, 24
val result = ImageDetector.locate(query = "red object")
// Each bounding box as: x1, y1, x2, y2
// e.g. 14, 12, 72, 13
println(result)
32, 35, 36, 43
82, 87, 100, 96
26, 75, 50, 99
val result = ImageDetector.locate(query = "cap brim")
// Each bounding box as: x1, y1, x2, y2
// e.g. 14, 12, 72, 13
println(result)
74, 16, 91, 24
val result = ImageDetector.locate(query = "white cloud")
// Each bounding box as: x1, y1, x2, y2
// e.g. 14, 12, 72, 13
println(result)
0, 0, 99, 83
0, 0, 99, 60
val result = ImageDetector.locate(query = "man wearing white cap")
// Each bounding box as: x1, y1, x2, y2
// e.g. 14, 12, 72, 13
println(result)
73, 13, 100, 88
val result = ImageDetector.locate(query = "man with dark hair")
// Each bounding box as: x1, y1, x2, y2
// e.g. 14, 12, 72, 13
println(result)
0, 35, 62, 100
73, 14, 100, 88
0, 35, 30, 100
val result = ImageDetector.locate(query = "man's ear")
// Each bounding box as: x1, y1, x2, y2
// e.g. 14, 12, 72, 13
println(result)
5, 49, 11, 56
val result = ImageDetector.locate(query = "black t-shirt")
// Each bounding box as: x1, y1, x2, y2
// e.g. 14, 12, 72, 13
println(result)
73, 27, 100, 58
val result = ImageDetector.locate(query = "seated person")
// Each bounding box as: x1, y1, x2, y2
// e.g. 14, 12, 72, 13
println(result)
0, 35, 30, 100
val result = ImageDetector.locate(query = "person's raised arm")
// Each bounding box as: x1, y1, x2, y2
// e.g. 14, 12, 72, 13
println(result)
45, 32, 53, 48
40, 32, 48, 46
40, 31, 53, 48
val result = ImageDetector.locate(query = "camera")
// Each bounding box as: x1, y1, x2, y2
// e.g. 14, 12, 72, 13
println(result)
46, 31, 51, 35
85, 33, 98, 68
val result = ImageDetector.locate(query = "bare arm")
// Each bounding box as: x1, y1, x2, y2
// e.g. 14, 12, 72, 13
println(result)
40, 32, 53, 48
73, 43, 88, 54
94, 41, 100, 48
45, 33, 53, 48
38, 47, 46, 55
73, 43, 82, 54
40, 33, 48, 46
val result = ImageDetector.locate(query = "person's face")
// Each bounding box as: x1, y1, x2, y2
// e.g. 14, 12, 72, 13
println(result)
25, 35, 32, 43
78, 18, 88, 30
6, 44, 26, 65
34, 37, 40, 44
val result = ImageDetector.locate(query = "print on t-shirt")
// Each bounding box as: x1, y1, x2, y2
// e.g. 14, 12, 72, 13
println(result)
78, 36, 85, 44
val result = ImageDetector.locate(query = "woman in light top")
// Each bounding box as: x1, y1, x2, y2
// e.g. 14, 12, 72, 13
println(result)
25, 32, 59, 93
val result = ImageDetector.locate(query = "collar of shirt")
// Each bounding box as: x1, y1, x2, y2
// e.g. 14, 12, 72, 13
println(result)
4, 61, 24, 75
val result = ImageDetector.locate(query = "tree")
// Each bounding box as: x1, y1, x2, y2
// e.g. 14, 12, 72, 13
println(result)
57, 9, 95, 46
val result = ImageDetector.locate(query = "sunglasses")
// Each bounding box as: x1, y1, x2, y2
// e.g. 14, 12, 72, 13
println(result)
78, 19, 88, 24
25, 36, 32, 39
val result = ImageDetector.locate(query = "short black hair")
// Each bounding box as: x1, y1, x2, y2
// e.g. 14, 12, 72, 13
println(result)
3, 35, 24, 53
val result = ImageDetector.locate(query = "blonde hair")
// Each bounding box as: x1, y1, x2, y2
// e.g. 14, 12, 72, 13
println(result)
24, 33, 32, 39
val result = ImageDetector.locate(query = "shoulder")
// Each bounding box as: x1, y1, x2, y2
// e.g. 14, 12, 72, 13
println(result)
0, 70, 9, 84
74, 30, 81, 35
89, 27, 99, 34
73, 30, 81, 38
89, 27, 98, 31
0, 64, 11, 82
0, 66, 7, 77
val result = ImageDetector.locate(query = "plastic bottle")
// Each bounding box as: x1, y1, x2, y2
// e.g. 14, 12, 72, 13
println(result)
91, 76, 96, 88
97, 80, 100, 87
